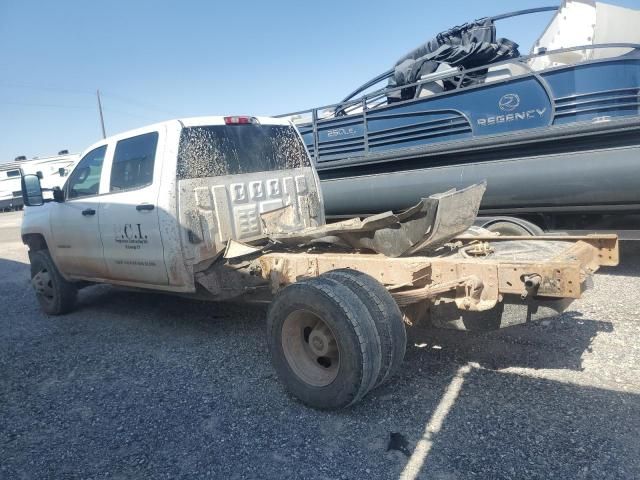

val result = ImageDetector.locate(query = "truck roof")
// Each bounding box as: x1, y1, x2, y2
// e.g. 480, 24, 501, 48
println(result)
179, 115, 292, 127
80, 115, 294, 158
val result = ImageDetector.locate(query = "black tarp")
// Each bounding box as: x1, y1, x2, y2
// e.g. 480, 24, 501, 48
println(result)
388, 18, 519, 101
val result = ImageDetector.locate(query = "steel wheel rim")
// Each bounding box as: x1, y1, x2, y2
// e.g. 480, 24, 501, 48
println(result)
281, 309, 340, 387
32, 269, 55, 305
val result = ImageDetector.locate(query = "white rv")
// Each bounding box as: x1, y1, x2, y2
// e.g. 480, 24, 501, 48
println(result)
0, 163, 24, 210
0, 152, 80, 211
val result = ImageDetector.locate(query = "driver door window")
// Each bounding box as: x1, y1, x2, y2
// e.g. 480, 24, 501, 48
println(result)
67, 145, 107, 199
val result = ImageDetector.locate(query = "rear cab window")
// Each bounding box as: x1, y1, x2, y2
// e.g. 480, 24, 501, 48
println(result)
110, 132, 158, 192
176, 124, 309, 179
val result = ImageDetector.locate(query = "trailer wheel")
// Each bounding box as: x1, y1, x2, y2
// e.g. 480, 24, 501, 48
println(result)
483, 218, 544, 236
29, 250, 77, 315
324, 269, 406, 388
267, 277, 381, 409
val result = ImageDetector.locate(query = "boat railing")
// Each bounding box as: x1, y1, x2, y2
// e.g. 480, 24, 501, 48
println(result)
278, 43, 640, 128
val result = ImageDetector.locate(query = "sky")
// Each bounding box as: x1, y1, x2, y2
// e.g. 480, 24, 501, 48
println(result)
1, 0, 638, 162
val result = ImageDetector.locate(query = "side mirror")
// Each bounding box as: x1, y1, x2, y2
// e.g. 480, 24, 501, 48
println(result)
52, 186, 65, 203
58, 167, 67, 177
22, 174, 44, 207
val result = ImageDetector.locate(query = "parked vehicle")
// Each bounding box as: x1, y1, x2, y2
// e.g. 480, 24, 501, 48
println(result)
0, 163, 23, 211
20, 116, 618, 409
21, 152, 80, 191
280, 1, 640, 239
0, 152, 79, 211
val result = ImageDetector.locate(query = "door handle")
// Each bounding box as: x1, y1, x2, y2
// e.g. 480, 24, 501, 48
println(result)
136, 204, 155, 211
82, 208, 96, 216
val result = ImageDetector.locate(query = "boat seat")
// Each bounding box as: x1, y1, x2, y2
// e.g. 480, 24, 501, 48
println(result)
484, 62, 530, 83
417, 64, 455, 97
417, 81, 444, 98
417, 61, 530, 94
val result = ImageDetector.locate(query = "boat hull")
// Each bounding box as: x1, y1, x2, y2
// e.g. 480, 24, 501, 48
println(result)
319, 118, 640, 217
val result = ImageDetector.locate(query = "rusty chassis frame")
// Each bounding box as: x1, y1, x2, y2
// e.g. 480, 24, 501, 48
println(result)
256, 235, 618, 313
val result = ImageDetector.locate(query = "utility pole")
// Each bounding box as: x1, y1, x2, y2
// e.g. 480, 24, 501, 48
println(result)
96, 89, 106, 139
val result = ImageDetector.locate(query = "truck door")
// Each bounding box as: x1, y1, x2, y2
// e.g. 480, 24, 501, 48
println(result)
50, 146, 109, 279
98, 129, 169, 285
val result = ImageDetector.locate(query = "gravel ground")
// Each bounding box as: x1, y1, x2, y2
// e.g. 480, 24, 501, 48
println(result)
1, 210, 639, 479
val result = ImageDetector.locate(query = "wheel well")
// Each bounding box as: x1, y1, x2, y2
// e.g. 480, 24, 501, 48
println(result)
22, 233, 48, 252
475, 216, 545, 235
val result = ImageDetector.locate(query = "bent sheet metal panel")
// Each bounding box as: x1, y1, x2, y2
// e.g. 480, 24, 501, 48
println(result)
263, 182, 486, 257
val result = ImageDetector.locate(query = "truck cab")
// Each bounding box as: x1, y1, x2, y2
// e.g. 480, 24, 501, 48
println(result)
21, 116, 324, 305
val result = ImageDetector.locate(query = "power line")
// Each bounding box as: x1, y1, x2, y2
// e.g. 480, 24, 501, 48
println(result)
101, 107, 161, 121
0, 82, 177, 117
0, 101, 94, 109
0, 82, 94, 95
100, 91, 177, 116
0, 100, 162, 121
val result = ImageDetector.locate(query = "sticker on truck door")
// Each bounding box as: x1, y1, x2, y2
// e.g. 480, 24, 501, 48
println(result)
114, 223, 149, 250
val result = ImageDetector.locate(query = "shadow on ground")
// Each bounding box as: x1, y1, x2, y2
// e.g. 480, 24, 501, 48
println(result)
406, 310, 612, 371
601, 240, 640, 277
1, 251, 639, 479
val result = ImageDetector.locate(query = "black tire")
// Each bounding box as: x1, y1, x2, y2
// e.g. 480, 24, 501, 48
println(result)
324, 269, 406, 388
29, 250, 77, 315
267, 277, 381, 409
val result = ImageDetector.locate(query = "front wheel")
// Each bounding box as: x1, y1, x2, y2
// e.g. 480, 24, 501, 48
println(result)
29, 250, 77, 315
267, 277, 382, 409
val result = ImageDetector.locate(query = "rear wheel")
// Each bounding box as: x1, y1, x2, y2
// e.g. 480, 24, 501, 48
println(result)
267, 277, 381, 409
324, 269, 406, 388
29, 250, 77, 315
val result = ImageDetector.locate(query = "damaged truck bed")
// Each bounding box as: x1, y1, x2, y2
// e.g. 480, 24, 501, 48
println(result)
257, 235, 617, 328
203, 181, 618, 331
260, 182, 487, 257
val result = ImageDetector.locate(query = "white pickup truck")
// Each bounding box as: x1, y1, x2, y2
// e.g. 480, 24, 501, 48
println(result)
21, 115, 619, 409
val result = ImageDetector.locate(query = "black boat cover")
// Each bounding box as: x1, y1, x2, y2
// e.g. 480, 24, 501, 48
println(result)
388, 18, 519, 101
